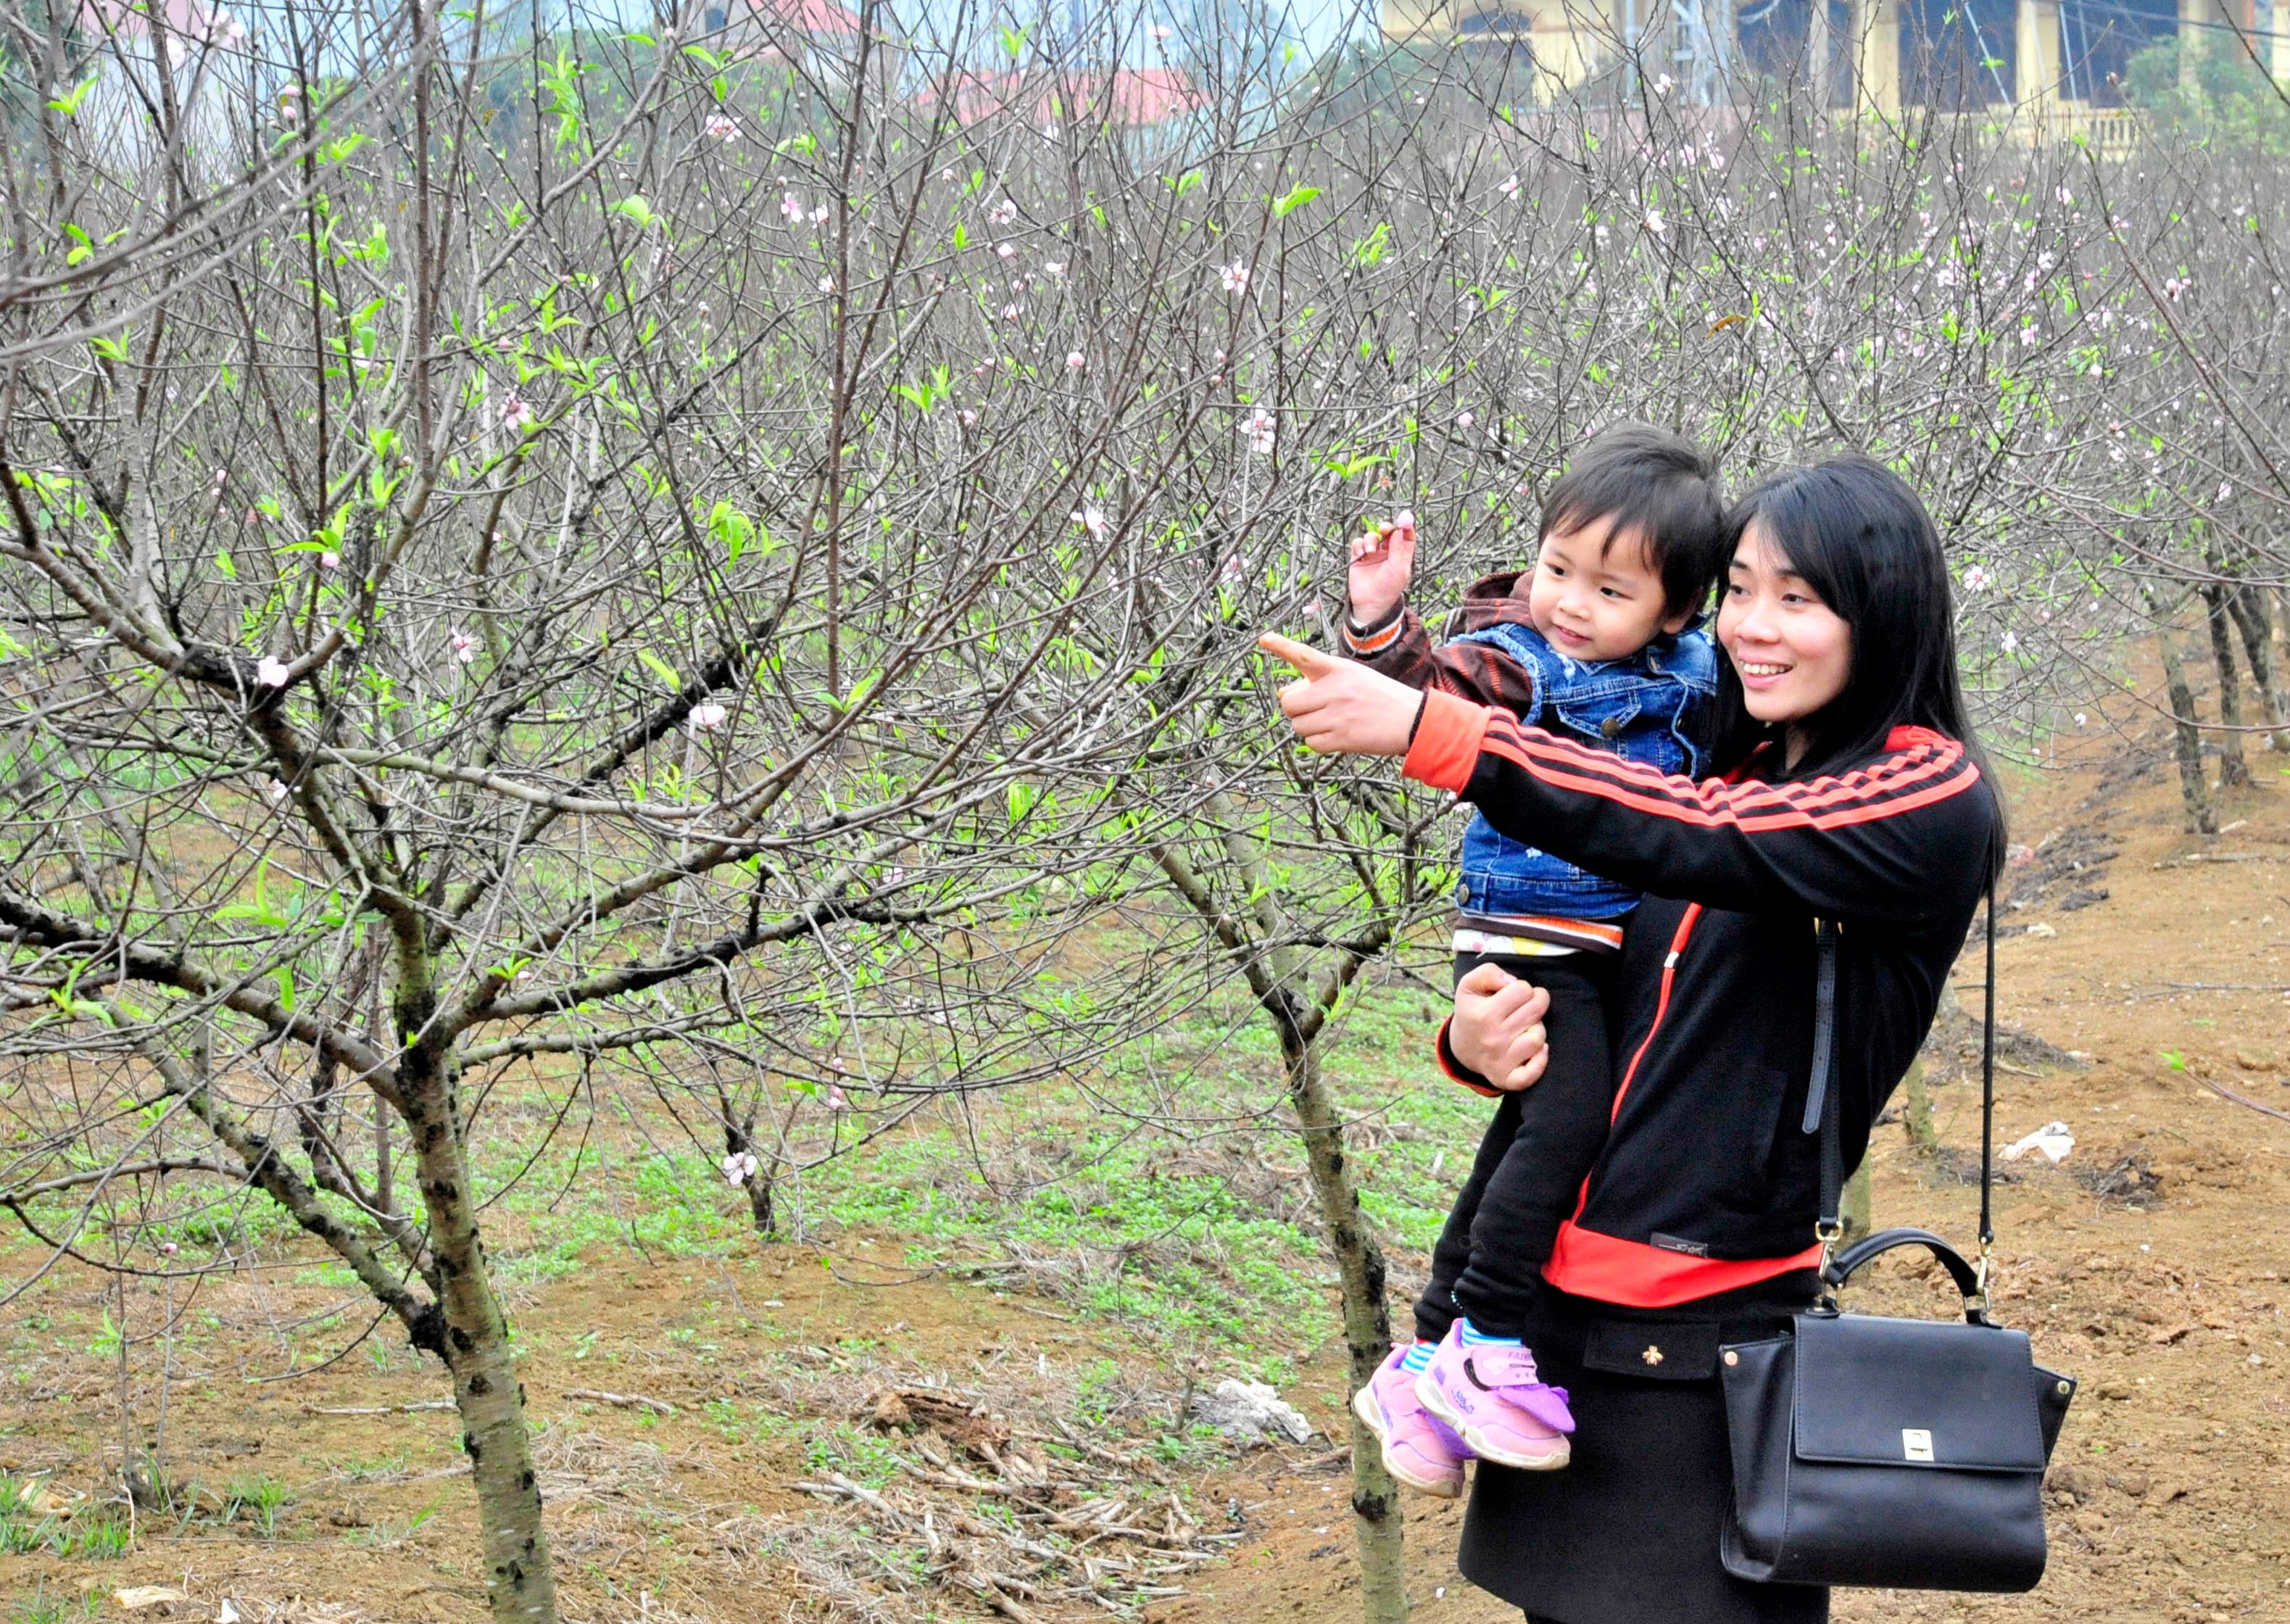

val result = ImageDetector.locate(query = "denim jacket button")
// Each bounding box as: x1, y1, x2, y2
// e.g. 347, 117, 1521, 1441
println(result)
1601, 714, 1624, 739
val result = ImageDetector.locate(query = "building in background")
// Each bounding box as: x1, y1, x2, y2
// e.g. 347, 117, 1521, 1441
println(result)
1380, 0, 2285, 120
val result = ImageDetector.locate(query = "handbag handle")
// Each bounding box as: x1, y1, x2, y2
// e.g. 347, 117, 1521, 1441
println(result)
1808, 878, 1999, 1320
1820, 1228, 1994, 1324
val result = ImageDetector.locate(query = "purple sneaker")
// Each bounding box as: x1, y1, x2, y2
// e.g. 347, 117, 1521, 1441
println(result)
1414, 1323, 1573, 1471
1351, 1343, 1468, 1497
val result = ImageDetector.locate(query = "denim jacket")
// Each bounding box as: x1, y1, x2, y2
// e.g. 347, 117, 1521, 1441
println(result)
1451, 620, 1717, 922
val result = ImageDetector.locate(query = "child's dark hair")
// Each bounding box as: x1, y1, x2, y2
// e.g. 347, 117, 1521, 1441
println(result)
1540, 421, 1728, 621
1712, 455, 2006, 874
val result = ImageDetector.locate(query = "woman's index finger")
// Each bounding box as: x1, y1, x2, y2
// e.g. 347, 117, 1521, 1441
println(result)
1257, 631, 1340, 676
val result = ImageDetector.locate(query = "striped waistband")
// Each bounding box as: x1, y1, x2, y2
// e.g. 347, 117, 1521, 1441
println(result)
1453, 912, 1626, 956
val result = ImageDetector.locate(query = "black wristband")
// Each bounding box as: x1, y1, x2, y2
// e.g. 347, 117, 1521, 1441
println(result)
1406, 689, 1430, 747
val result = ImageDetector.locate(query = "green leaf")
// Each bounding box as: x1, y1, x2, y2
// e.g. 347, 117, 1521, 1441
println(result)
1271, 184, 1322, 218
613, 195, 657, 231
46, 75, 97, 117
635, 647, 681, 689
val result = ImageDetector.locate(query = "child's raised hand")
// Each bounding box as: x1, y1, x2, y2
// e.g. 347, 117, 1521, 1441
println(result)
1258, 631, 1423, 758
1345, 510, 1416, 626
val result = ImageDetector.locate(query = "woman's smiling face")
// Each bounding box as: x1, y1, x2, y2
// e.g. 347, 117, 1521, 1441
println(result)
1717, 523, 1852, 743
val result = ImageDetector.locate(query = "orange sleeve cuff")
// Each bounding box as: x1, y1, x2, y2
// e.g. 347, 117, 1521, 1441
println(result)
1435, 1018, 1503, 1098
1401, 688, 1490, 794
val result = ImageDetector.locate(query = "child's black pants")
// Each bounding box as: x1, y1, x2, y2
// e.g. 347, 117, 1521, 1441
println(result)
1409, 949, 1616, 1343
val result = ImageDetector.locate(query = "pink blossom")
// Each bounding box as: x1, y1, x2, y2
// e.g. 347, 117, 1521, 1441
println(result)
1644, 209, 1667, 236
1653, 72, 1674, 96
1242, 406, 1276, 455
721, 1149, 759, 1185
450, 630, 478, 665
1220, 260, 1249, 294
689, 701, 729, 732
256, 655, 291, 687
500, 394, 534, 432
818, 276, 835, 293
781, 191, 802, 221
265, 777, 291, 803
1498, 174, 1520, 198
959, 409, 977, 426
1150, 22, 1171, 38
810, 204, 831, 225
1962, 566, 1993, 592
1066, 350, 1085, 370
826, 1085, 851, 1111
1043, 260, 1066, 276
2218, 482, 2233, 501
1219, 555, 1245, 587
1456, 411, 1475, 428
159, 1240, 179, 1256
319, 550, 339, 569
990, 196, 1019, 225
1072, 506, 1108, 539
705, 112, 740, 143
997, 242, 1016, 259
1001, 303, 1020, 320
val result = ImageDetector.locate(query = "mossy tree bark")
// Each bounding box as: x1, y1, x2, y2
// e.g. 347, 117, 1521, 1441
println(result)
2199, 582, 2251, 789
397, 968, 558, 1624
2149, 592, 2218, 834
1151, 798, 1416, 1623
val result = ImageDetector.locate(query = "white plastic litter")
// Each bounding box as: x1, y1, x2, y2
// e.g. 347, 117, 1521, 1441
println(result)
1189, 1378, 1314, 1447
2003, 1121, 2075, 1164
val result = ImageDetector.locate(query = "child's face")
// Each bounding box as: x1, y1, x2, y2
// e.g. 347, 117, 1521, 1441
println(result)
1524, 517, 1692, 663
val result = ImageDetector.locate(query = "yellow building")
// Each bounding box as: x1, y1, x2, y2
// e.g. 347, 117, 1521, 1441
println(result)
1382, 0, 2286, 118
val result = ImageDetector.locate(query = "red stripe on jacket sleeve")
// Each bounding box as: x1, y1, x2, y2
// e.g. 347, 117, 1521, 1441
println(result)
1435, 1019, 1503, 1098
1477, 713, 1978, 832
1401, 689, 1491, 793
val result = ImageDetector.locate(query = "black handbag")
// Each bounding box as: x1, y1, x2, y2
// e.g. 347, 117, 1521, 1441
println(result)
1718, 887, 2078, 1591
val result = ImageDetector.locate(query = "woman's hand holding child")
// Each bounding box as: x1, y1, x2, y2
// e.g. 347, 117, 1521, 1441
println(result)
1451, 963, 1551, 1092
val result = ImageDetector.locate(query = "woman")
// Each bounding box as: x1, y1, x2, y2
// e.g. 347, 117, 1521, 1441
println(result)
1263, 457, 2002, 1624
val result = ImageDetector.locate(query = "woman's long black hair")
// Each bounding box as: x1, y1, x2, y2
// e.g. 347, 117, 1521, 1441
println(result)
1710, 455, 2005, 872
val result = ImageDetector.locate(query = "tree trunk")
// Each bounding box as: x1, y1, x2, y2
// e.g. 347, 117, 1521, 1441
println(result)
2200, 584, 2250, 788
2223, 582, 2290, 752
1901, 1058, 1939, 1156
1284, 1031, 1410, 1624
2157, 621, 2218, 834
1839, 1159, 1872, 1242
399, 974, 559, 1624
1807, 0, 1832, 107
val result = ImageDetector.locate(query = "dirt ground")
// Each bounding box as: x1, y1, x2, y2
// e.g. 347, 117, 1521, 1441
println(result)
5, 717, 2288, 1623
1157, 730, 2290, 1624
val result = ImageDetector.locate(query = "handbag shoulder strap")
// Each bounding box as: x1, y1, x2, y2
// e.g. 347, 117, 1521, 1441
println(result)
1808, 880, 1999, 1290
1977, 875, 1997, 1283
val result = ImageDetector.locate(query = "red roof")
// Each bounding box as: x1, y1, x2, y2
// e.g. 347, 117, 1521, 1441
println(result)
749, 0, 861, 33
919, 67, 1202, 128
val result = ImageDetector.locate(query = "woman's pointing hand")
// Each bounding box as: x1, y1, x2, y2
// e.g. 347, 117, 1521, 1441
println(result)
1258, 631, 1424, 758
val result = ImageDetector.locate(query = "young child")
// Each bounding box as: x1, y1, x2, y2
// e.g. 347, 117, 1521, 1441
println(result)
1342, 423, 1727, 1494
